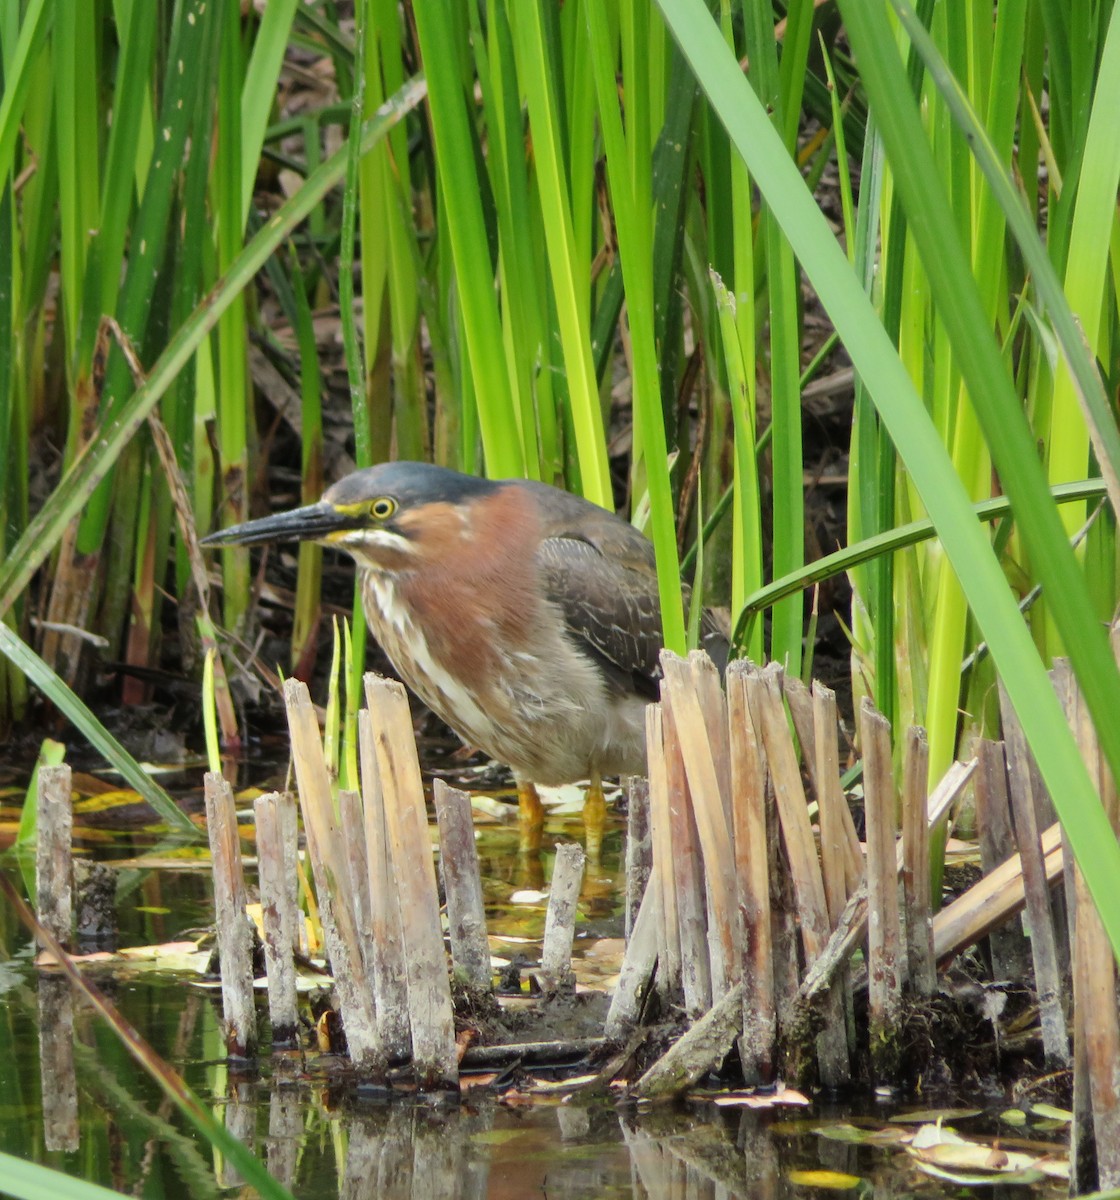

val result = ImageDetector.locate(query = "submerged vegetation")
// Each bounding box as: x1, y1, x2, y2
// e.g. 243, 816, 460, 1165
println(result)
1, 0, 1120, 1192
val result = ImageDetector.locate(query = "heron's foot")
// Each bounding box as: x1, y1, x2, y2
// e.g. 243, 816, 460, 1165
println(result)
518, 781, 544, 854
583, 778, 606, 864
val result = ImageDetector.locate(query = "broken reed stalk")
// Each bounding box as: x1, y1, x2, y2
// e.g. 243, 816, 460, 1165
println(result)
811, 682, 857, 1072
253, 791, 300, 1047
860, 698, 901, 1083
540, 842, 586, 995
357, 710, 411, 1059
932, 822, 1063, 959
792, 676, 865, 895
1063, 658, 1120, 1187
1075, 861, 1120, 1187
660, 652, 738, 1000
805, 681, 855, 1084
749, 665, 847, 1081
284, 680, 384, 1075
998, 682, 1070, 1070
901, 727, 936, 997
624, 776, 652, 941
787, 675, 860, 892
973, 739, 1031, 979
662, 694, 711, 1017
645, 704, 681, 1004
36, 764, 73, 951
363, 674, 457, 1091
726, 663, 774, 1085
605, 877, 660, 1038
432, 780, 491, 993
635, 981, 745, 1099
812, 683, 859, 921
203, 771, 257, 1060
339, 787, 382, 1020
800, 756, 976, 1003
749, 667, 831, 968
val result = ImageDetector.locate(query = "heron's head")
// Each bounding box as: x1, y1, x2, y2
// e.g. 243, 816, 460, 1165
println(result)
200, 461, 502, 570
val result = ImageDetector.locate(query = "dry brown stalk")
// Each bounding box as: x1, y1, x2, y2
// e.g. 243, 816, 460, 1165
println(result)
691, 649, 733, 832
752, 664, 847, 1083
540, 842, 586, 994
363, 674, 457, 1091
253, 791, 300, 1047
606, 878, 660, 1038
932, 822, 1063, 959
661, 651, 738, 999
860, 699, 901, 1082
357, 710, 411, 1059
284, 680, 383, 1073
624, 776, 652, 941
902, 726, 936, 997
645, 704, 682, 1003
801, 757, 975, 1002
203, 771, 258, 1060
1064, 661, 1120, 1186
998, 682, 1070, 1070
749, 667, 830, 960
36, 765, 73, 951
810, 681, 858, 1075
812, 682, 861, 920
635, 982, 745, 1099
727, 662, 775, 1084
339, 788, 380, 994
974, 739, 1032, 979
662, 690, 712, 1018
432, 780, 492, 993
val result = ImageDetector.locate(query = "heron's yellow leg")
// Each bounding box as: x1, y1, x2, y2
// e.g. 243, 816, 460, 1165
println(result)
583, 774, 606, 863
518, 780, 544, 853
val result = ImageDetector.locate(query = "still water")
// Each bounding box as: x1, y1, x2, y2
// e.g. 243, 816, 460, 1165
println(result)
0, 770, 1068, 1198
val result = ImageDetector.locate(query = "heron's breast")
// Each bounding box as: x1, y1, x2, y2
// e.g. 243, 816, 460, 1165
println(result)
361, 572, 501, 751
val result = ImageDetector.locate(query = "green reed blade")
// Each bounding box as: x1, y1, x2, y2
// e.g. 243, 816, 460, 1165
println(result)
586, 0, 684, 652
0, 77, 427, 621
0, 1, 50, 192
510, 0, 610, 503
841, 0, 1120, 950
412, 0, 524, 480
736, 479, 1110, 639
0, 622, 196, 835
656, 0, 1120, 959
893, 0, 1120, 514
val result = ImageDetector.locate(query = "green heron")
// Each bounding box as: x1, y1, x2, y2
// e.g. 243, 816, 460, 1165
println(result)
202, 461, 727, 849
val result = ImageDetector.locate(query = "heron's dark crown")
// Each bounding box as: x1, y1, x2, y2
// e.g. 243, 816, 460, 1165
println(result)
324, 462, 501, 511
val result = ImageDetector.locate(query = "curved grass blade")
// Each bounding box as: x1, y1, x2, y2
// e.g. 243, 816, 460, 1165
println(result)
412, 3, 526, 481
0, 0, 52, 227
0, 76, 427, 620
0, 622, 196, 837
0, 879, 294, 1200
655, 0, 1120, 958
0, 1150, 131, 1199
734, 479, 1109, 645
889, 0, 1120, 514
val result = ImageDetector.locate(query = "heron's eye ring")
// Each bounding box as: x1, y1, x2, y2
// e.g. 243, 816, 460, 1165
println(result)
370, 497, 397, 520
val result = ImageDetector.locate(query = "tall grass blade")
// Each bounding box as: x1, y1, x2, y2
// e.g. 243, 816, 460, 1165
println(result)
0, 78, 426, 618
656, 0, 1120, 957
0, 622, 196, 836
1, 879, 294, 1200
412, 2, 524, 479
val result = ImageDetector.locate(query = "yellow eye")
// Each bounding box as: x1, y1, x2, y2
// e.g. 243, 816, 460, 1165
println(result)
370, 496, 396, 520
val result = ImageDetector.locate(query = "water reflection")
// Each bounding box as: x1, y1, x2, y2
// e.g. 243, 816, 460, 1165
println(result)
37, 975, 78, 1152
0, 791, 1025, 1198
3, 959, 1024, 1198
